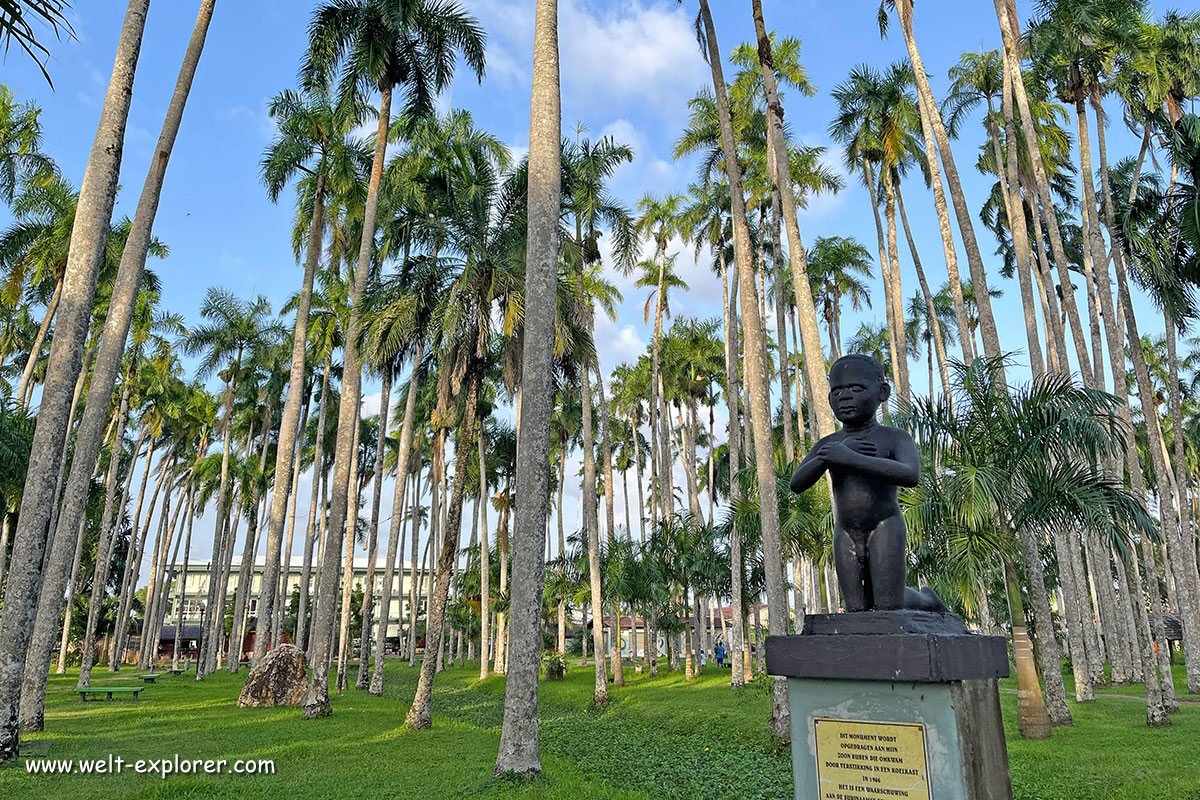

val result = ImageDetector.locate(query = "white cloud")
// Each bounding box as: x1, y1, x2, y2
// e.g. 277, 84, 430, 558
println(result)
217, 101, 275, 141
466, 0, 705, 115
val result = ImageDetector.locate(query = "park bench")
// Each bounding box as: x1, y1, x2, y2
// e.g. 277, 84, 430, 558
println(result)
139, 674, 158, 684
167, 661, 191, 676
73, 686, 143, 703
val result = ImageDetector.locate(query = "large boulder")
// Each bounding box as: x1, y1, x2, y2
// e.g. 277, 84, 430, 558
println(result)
237, 644, 308, 707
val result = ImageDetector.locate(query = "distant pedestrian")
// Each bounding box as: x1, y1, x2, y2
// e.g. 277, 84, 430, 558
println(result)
715, 643, 726, 668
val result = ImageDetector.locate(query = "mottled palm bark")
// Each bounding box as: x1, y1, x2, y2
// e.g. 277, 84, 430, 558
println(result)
0, 0, 150, 762
197, 375, 238, 678
493, 2, 558, 771
1004, 561, 1051, 739
273, 395, 309, 648
894, 184, 950, 395
477, 422, 490, 681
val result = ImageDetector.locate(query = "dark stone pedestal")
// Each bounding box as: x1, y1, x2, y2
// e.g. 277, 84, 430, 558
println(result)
766, 611, 1012, 800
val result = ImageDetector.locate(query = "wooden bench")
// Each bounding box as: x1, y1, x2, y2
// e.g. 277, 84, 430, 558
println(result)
139, 674, 158, 684
73, 686, 143, 703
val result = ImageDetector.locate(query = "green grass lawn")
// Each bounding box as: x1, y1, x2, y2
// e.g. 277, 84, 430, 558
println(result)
1, 659, 1197, 799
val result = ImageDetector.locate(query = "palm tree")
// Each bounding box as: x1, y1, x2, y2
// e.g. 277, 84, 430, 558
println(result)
494, 0, 558, 776
254, 83, 367, 662
807, 236, 873, 360
0, 0, 150, 763
184, 288, 275, 677
301, 0, 486, 720
0, 1, 75, 85
0, 85, 54, 204
944, 48, 1046, 376
904, 356, 1160, 732
830, 63, 924, 398
747, 0, 837, 451
23, 3, 216, 721
693, 0, 791, 740
880, 0, 1004, 366
636, 192, 685, 533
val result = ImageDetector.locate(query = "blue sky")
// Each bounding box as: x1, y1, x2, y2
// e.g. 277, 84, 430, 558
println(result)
3, 0, 1187, 581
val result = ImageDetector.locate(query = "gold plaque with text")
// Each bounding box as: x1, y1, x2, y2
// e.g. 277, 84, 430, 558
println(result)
813, 718, 931, 800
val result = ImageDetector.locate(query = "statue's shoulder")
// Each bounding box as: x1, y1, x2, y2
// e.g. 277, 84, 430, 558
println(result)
878, 423, 916, 444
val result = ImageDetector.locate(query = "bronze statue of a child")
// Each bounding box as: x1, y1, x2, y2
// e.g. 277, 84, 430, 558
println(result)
790, 354, 946, 613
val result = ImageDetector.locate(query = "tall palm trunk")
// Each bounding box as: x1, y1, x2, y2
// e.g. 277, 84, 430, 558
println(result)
576, 265, 608, 704
15, 279, 60, 409
494, 2, 559, 770
274, 393, 310, 648
882, 177, 909, 397
407, 374, 479, 729
302, 76, 391, 719
767, 182, 795, 461
228, 408, 271, 672
406, 469, 426, 665
356, 367, 392, 689
115, 453, 173, 669
595, 364, 617, 536
993, 0, 1092, 382
371, 342, 423, 694
893, 0, 1002, 363
720, 255, 746, 689
1004, 561, 1052, 739
198, 374, 238, 678
894, 183, 950, 394
172, 483, 196, 670
256, 167, 327, 661
864, 162, 904, 391
296, 359, 331, 649
0, 0, 150, 762
73, 389, 131, 680
706, 0, 788, 738
986, 91, 1043, 377
477, 421, 491, 681
335, 410, 363, 690
750, 0, 834, 442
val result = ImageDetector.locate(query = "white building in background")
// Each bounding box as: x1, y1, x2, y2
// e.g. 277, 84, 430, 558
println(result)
161, 557, 429, 635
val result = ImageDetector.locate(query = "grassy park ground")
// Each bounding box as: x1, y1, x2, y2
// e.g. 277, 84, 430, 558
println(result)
1, 660, 1197, 800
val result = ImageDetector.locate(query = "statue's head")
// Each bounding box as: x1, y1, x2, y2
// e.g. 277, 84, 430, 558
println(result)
828, 354, 889, 425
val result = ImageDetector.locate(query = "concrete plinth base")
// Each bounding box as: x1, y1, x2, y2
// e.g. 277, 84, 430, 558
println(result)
767, 612, 1012, 800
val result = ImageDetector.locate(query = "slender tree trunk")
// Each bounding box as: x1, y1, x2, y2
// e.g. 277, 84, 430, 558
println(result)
371, 344, 423, 694
477, 421, 490, 680
356, 367, 392, 689
197, 374, 238, 678
296, 360, 330, 649
993, 0, 1092, 381
274, 392, 310, 648
335, 410, 362, 690
894, 0, 1002, 362
407, 375, 479, 727
257, 172, 326, 661
1004, 560, 1052, 739
768, 182, 795, 462
494, 3, 558, 770
882, 177, 909, 396
172, 483, 196, 670
987, 100, 1044, 377
114, 452, 172, 670
15, 280, 61, 410
720, 256, 746, 690
407, 471, 426, 666
712, 0, 789, 738
894, 183, 950, 397
302, 73, 392, 716
0, 0, 151, 761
